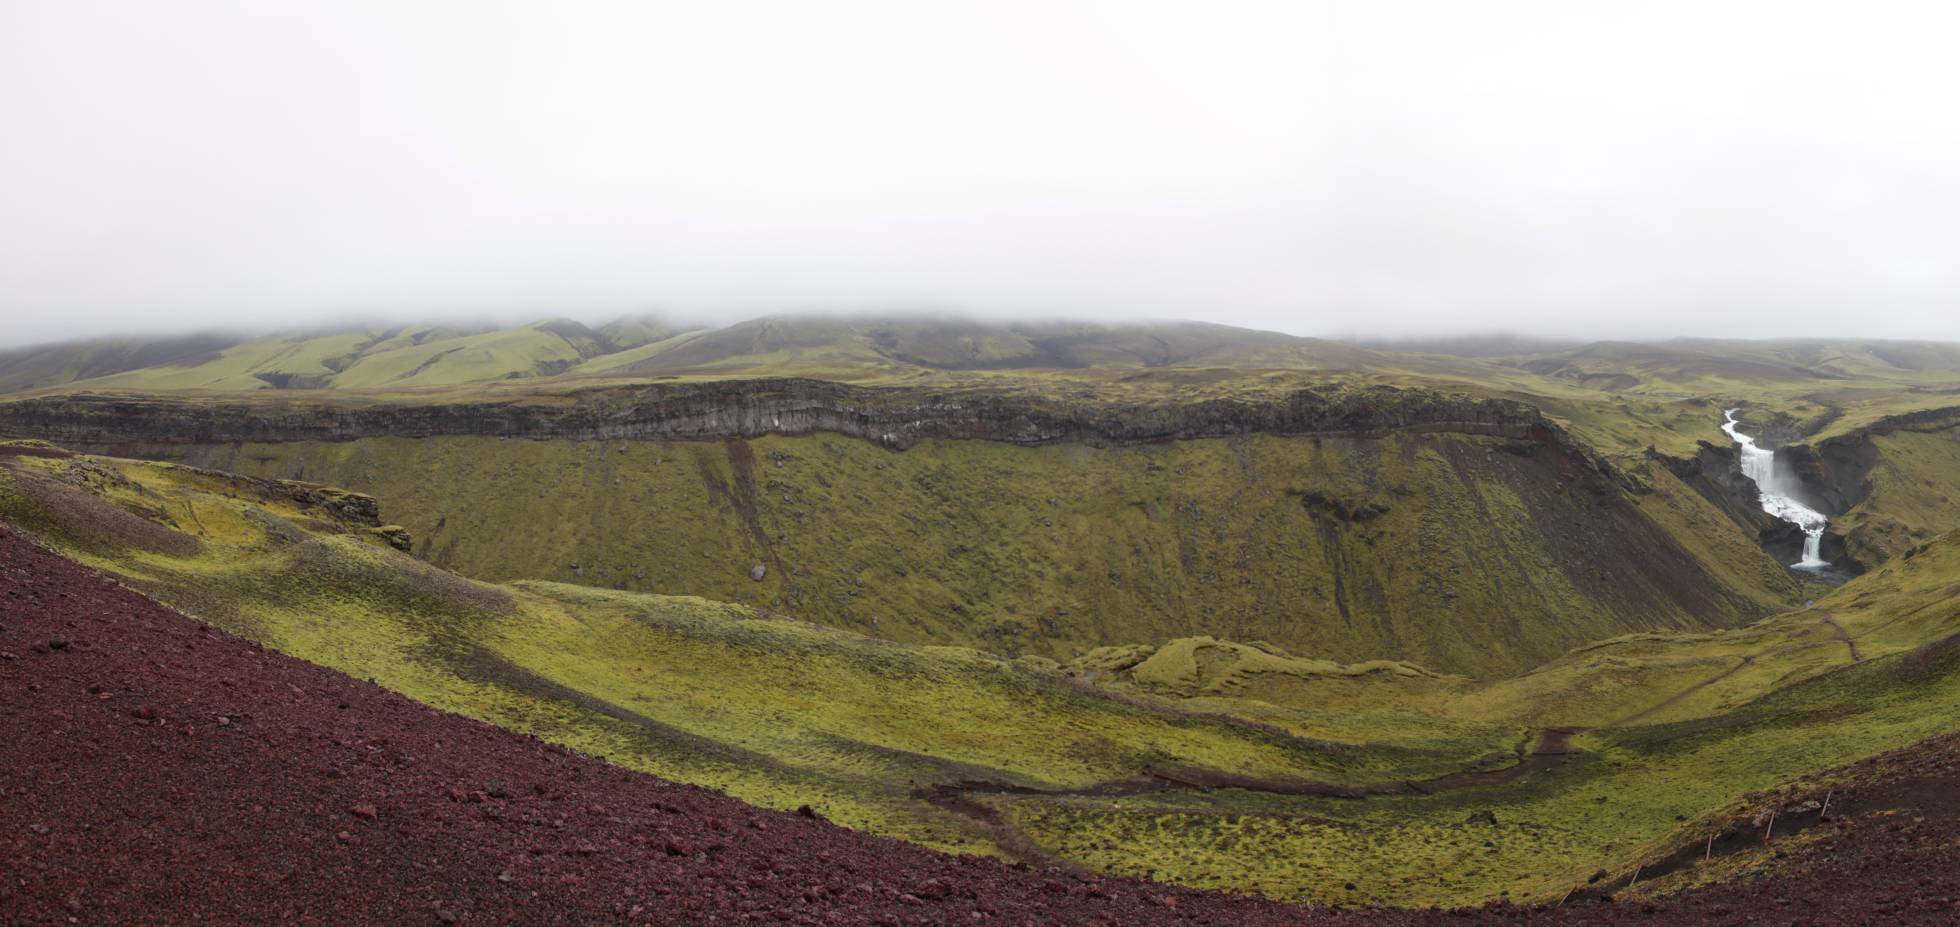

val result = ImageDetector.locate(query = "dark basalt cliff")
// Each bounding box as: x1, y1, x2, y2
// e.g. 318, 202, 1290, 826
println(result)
1777, 406, 1960, 517
1655, 440, 1844, 567
1659, 440, 1777, 527
0, 378, 1573, 452
1663, 404, 1960, 573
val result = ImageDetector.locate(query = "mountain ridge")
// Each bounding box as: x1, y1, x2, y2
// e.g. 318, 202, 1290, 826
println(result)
18, 314, 1960, 399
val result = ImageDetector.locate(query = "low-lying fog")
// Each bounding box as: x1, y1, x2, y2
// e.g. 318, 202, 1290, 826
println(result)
4, 1, 1959, 348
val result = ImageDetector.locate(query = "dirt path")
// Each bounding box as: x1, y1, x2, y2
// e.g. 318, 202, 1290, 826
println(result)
921, 728, 1587, 863
1609, 606, 1867, 729
1611, 655, 1756, 727
1819, 610, 1864, 662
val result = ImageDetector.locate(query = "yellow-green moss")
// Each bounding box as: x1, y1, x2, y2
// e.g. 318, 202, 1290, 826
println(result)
164, 430, 1798, 676
7, 449, 1960, 910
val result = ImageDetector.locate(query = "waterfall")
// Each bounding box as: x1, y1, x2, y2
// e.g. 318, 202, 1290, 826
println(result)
1722, 409, 1829, 570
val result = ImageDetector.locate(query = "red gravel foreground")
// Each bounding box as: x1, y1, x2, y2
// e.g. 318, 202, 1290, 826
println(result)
0, 524, 1345, 926
5, 521, 1960, 926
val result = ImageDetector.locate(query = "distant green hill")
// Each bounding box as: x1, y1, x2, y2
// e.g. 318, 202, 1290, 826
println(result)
0, 314, 1499, 394
1513, 337, 1960, 399
578, 316, 1410, 379
0, 331, 242, 393
56, 319, 638, 392
10, 321, 1959, 404
0, 317, 694, 394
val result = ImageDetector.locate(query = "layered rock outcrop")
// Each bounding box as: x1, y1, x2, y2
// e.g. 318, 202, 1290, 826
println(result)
0, 379, 1570, 452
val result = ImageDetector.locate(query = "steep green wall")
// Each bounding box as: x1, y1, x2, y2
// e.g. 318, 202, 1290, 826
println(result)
1837, 429, 1960, 564
170, 431, 1796, 675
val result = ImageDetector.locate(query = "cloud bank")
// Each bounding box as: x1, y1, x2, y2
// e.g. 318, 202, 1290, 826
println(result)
2, 0, 1957, 347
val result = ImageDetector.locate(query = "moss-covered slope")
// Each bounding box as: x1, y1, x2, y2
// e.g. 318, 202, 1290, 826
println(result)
5, 443, 1960, 908
152, 430, 1796, 676
0, 445, 1500, 857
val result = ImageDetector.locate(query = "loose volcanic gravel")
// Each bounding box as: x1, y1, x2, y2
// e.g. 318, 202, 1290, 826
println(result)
5, 521, 1960, 926
0, 525, 1337, 927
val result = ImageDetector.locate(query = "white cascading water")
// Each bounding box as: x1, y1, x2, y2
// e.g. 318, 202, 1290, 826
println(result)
1722, 409, 1829, 570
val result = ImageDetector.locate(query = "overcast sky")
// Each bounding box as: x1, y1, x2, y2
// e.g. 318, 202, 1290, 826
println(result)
3, 1, 1958, 348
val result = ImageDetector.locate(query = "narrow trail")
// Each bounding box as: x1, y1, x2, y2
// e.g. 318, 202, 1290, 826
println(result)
1611, 656, 1755, 727
179, 498, 209, 535
1819, 610, 1864, 662
920, 728, 1587, 864
935, 597, 1880, 864
1610, 604, 1869, 729
932, 593, 1894, 861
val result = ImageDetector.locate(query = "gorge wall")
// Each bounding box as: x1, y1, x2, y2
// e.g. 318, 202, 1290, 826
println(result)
0, 384, 1807, 676
0, 380, 1572, 450
1653, 405, 1960, 573
1786, 406, 1960, 565
94, 430, 1793, 677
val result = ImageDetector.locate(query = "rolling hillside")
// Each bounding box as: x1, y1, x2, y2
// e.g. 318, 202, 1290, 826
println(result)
1512, 338, 1960, 394
6, 321, 1960, 676
152, 429, 1797, 677
0, 314, 1508, 395
575, 315, 1416, 379
5, 440, 1960, 907
0, 318, 694, 394
15, 514, 1960, 925
0, 331, 242, 393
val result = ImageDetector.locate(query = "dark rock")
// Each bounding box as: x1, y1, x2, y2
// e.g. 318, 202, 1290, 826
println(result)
369, 526, 413, 552
47, 637, 67, 651
1465, 810, 1499, 826
0, 380, 1570, 457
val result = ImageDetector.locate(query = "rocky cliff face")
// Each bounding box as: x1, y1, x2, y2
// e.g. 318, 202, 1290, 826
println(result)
116, 427, 1779, 676
0, 378, 1580, 452
1661, 404, 1960, 573
0, 381, 1803, 675
1785, 406, 1960, 566
146, 460, 407, 548
1784, 406, 1960, 513
1656, 440, 1838, 567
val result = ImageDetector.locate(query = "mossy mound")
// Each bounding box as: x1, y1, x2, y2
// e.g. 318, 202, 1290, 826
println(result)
1073, 636, 1441, 699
